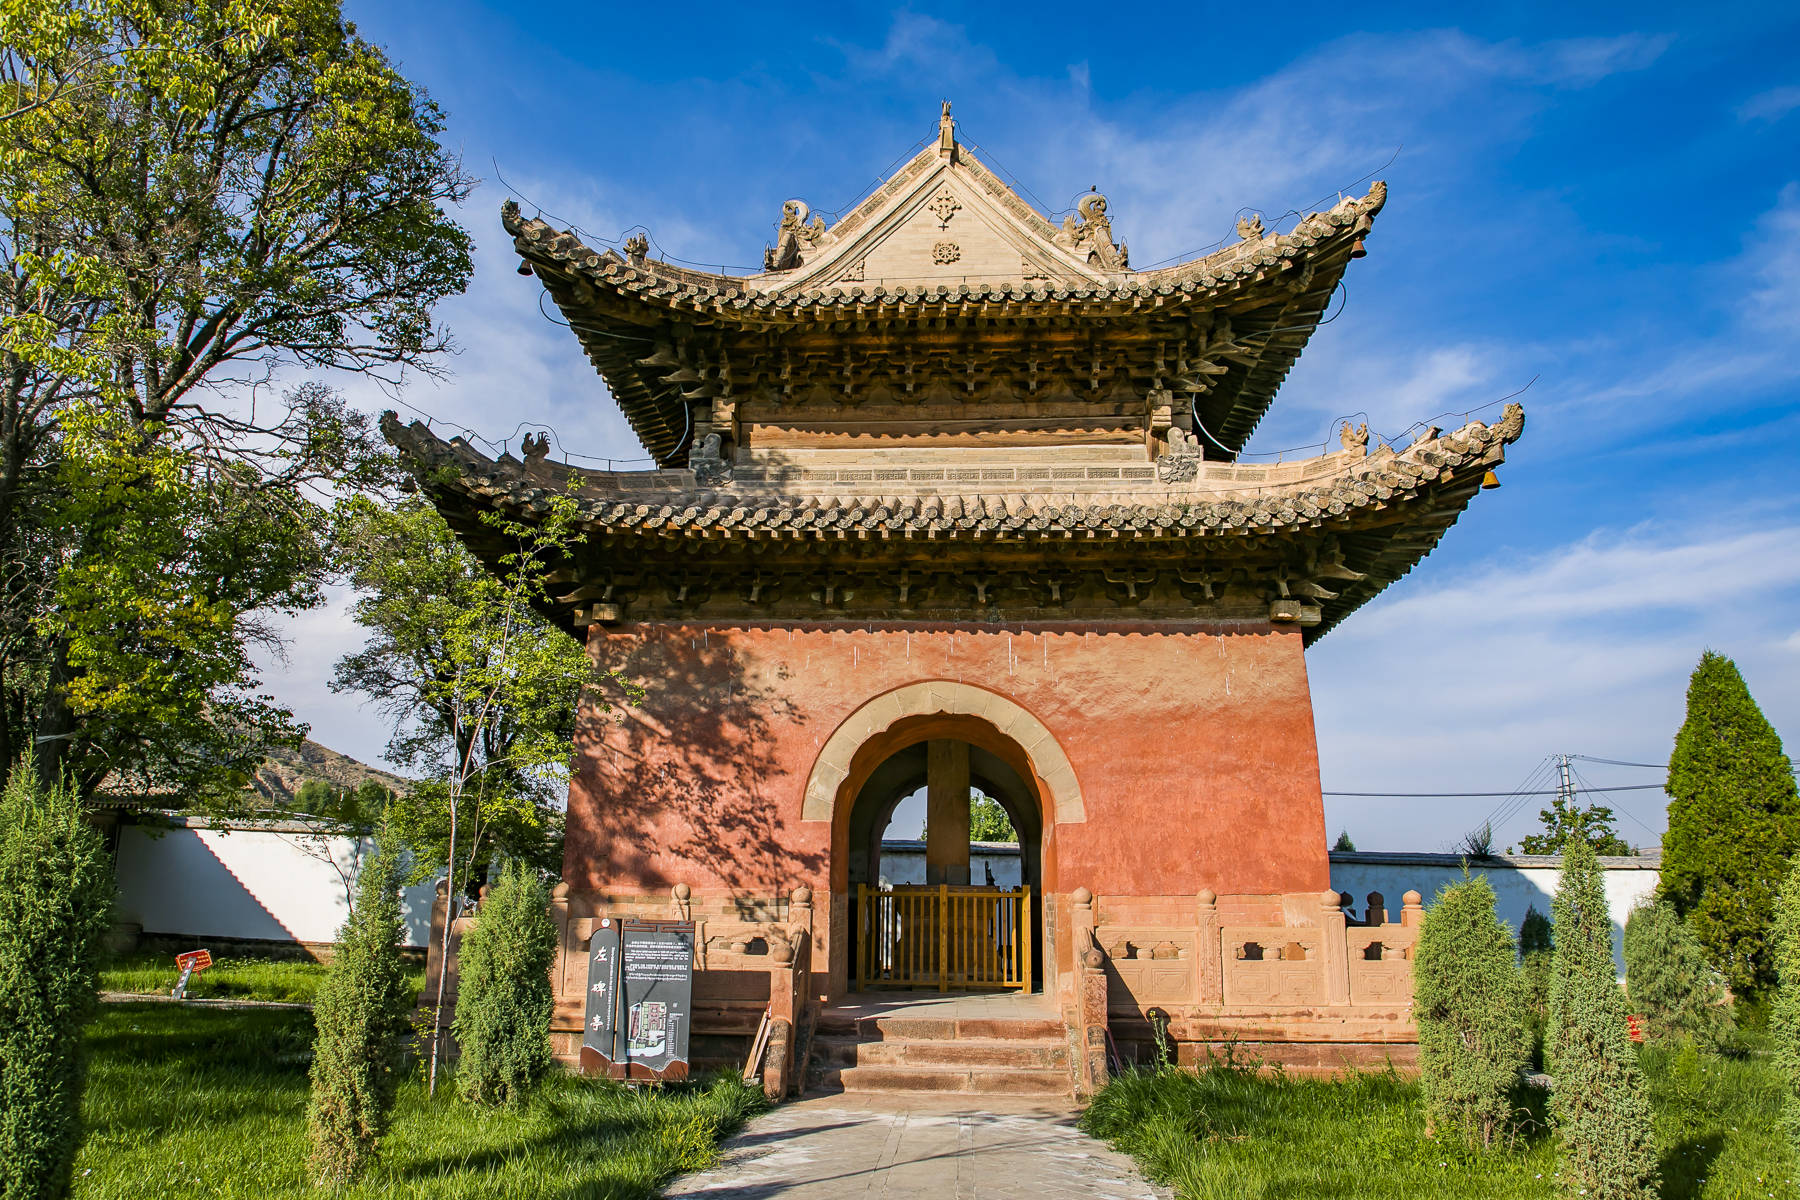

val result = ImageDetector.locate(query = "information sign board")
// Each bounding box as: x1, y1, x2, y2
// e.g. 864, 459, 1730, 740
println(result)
172, 948, 213, 1000
579, 918, 624, 1076
620, 919, 695, 1081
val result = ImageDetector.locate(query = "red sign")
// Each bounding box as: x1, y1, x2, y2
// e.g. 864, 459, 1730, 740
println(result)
1625, 1014, 1645, 1043
175, 950, 213, 974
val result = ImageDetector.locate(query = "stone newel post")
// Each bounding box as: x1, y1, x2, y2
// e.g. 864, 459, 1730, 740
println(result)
762, 885, 815, 1101
550, 882, 573, 997
1320, 890, 1350, 1005
1194, 888, 1222, 1005
1071, 887, 1110, 1096
791, 883, 814, 946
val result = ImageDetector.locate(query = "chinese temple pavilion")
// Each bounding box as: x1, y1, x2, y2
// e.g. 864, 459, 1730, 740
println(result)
393, 105, 1523, 1095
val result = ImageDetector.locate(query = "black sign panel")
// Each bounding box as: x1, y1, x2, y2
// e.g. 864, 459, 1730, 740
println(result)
620, 918, 695, 1081
580, 918, 623, 1076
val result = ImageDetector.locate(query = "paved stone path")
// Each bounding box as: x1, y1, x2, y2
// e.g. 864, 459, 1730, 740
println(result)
665, 1094, 1166, 1200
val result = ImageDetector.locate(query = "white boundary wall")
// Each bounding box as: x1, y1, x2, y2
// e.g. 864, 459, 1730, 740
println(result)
1329, 850, 1661, 974
113, 819, 437, 949
109, 832, 1658, 965
876, 839, 1023, 888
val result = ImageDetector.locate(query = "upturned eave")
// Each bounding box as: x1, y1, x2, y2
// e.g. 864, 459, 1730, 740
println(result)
501, 181, 1383, 465
383, 399, 1520, 643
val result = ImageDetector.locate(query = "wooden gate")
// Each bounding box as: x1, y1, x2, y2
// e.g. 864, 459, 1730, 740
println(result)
855, 884, 1032, 991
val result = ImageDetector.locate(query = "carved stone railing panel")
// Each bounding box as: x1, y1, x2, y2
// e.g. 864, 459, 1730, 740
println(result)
1346, 925, 1418, 1007
1095, 927, 1196, 1006
1220, 926, 1326, 1007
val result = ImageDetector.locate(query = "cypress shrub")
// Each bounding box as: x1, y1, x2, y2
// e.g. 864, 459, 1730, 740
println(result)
1412, 874, 1529, 1146
1520, 904, 1553, 1066
452, 861, 557, 1105
1773, 859, 1800, 1160
1663, 651, 1800, 997
0, 766, 114, 1200
1623, 897, 1729, 1048
307, 820, 412, 1184
1549, 835, 1658, 1199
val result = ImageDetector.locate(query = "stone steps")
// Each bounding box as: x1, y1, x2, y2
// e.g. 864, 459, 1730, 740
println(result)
815, 1012, 1065, 1041
817, 1034, 1068, 1071
808, 1010, 1072, 1098
813, 1061, 1073, 1097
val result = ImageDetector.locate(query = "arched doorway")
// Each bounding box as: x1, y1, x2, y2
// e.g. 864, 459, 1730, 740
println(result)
809, 682, 1082, 1000
844, 736, 1044, 992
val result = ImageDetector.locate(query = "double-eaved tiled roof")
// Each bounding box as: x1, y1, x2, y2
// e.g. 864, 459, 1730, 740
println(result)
382, 403, 1521, 639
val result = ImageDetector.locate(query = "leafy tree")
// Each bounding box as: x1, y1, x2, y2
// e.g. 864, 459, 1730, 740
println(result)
1519, 795, 1633, 856
1332, 829, 1356, 852
292, 779, 399, 835
452, 862, 557, 1107
1412, 875, 1529, 1147
0, 0, 472, 801
11, 395, 358, 806
0, 765, 114, 1200
1549, 835, 1658, 1199
330, 494, 614, 887
289, 777, 401, 911
1663, 651, 1800, 997
1623, 898, 1730, 1048
1774, 860, 1800, 1160
330, 491, 627, 1092
306, 815, 411, 1184
969, 792, 1017, 843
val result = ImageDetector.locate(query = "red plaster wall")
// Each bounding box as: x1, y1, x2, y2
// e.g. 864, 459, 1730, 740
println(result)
566, 621, 1328, 900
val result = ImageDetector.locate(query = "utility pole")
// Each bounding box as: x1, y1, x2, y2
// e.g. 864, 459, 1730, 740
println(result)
1555, 752, 1590, 848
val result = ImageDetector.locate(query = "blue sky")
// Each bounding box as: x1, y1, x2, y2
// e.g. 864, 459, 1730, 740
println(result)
267, 3, 1800, 852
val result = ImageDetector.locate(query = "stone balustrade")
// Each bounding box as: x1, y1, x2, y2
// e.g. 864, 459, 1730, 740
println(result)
424, 881, 1433, 1088
1084, 887, 1426, 1075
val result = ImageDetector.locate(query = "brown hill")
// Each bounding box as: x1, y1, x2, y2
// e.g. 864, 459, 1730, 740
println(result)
252, 739, 411, 806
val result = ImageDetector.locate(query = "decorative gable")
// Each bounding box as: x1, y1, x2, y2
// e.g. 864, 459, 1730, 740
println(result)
751, 104, 1116, 292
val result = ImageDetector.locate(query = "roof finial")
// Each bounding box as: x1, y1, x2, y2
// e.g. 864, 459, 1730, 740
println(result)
938, 99, 956, 160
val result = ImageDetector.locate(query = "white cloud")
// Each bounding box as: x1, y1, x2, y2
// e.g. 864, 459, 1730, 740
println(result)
1534, 183, 1800, 440
833, 13, 999, 80
246, 15, 1794, 845
1311, 521, 1800, 851
1740, 85, 1800, 123
1356, 525, 1800, 630
250, 585, 395, 768
818, 24, 1661, 266
1523, 33, 1673, 87
1255, 340, 1504, 450
1745, 183, 1800, 333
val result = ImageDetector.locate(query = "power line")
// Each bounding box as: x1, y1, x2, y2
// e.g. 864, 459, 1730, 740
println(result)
1569, 762, 1663, 840
1324, 784, 1666, 798
1481, 754, 1558, 835
1570, 754, 1669, 769
1569, 753, 1798, 775
1332, 746, 1800, 807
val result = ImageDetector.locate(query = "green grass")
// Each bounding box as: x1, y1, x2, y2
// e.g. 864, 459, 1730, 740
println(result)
75, 1004, 765, 1198
1646, 1039, 1795, 1200
1080, 1045, 1798, 1200
99, 952, 424, 1005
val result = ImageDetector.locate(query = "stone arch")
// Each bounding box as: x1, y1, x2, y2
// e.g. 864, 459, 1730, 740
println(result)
801, 681, 1084, 825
